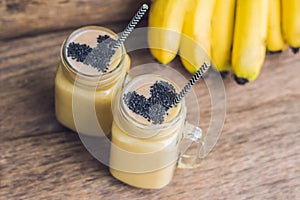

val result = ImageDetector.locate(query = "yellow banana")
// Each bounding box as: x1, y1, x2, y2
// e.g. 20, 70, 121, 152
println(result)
266, 0, 286, 53
281, 0, 300, 53
180, 0, 216, 74
232, 0, 269, 84
211, 0, 236, 77
148, 0, 187, 64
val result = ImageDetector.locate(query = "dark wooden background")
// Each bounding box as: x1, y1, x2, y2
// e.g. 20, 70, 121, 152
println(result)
0, 0, 151, 39
1, 0, 299, 199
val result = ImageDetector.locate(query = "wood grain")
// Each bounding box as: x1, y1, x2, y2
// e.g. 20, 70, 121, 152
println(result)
0, 23, 300, 199
0, 0, 150, 40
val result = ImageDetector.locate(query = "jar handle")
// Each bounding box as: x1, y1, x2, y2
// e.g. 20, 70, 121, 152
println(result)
178, 122, 204, 168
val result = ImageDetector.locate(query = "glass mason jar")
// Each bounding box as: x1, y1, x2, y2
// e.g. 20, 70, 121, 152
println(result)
55, 26, 130, 136
109, 74, 204, 189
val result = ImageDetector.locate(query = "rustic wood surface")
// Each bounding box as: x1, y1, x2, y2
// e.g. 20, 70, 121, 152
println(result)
0, 0, 150, 39
1, 22, 300, 199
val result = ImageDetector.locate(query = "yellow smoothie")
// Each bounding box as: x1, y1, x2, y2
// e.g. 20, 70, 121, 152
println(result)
109, 75, 186, 189
55, 26, 130, 136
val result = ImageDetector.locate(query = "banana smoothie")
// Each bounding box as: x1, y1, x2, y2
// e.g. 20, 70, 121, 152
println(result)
55, 26, 130, 136
109, 75, 187, 189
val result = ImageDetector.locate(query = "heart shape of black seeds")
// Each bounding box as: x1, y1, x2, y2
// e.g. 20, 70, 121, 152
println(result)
123, 80, 178, 124
67, 35, 117, 73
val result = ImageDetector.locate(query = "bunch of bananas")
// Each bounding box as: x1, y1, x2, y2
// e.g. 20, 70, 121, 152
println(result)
148, 0, 300, 84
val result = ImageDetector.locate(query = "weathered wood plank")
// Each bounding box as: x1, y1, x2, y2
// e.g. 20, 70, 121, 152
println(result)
0, 24, 300, 199
0, 0, 150, 39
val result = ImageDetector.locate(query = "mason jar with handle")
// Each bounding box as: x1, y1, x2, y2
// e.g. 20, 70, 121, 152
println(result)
109, 74, 204, 189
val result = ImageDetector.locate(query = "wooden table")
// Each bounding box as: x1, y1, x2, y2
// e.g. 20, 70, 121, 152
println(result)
1, 21, 300, 199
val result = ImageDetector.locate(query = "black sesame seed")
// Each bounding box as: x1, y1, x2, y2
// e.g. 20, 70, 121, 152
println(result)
67, 42, 92, 62
123, 80, 178, 125
97, 35, 110, 44
83, 36, 117, 72
123, 91, 150, 119
148, 104, 166, 124
149, 81, 177, 109
67, 35, 117, 72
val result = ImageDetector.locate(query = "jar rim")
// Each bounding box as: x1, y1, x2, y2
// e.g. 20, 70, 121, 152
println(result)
61, 26, 126, 79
